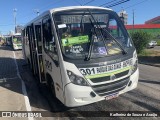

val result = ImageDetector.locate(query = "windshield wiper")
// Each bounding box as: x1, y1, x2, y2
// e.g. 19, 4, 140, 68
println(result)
88, 9, 127, 55
84, 18, 95, 61
84, 11, 110, 61
101, 28, 127, 54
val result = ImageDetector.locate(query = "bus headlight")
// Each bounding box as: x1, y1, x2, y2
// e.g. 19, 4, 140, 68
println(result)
131, 51, 138, 75
131, 60, 138, 75
67, 70, 89, 86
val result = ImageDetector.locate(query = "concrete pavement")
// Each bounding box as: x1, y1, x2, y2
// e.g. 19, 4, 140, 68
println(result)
0, 46, 28, 120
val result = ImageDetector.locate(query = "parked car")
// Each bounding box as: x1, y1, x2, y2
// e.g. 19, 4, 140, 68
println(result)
147, 41, 157, 48
151, 40, 157, 46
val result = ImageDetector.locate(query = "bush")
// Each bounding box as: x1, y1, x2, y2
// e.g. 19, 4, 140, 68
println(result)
157, 40, 160, 46
130, 31, 151, 54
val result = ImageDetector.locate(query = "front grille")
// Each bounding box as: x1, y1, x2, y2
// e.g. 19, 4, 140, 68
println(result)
90, 70, 129, 83
115, 70, 129, 78
90, 76, 110, 83
91, 77, 130, 96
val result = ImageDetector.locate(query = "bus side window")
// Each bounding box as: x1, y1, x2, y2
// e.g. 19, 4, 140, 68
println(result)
35, 25, 42, 53
42, 16, 55, 53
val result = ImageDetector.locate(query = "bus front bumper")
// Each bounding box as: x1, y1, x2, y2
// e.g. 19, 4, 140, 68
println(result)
64, 83, 104, 107
64, 68, 139, 107
13, 44, 22, 50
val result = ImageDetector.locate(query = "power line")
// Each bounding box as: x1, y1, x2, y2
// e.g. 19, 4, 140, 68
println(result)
39, 0, 65, 11
34, 9, 40, 16
74, 0, 83, 5
124, 0, 149, 10
83, 0, 95, 5
106, 0, 130, 8
18, 0, 65, 23
99, 0, 118, 7
0, 0, 66, 34
73, 0, 95, 6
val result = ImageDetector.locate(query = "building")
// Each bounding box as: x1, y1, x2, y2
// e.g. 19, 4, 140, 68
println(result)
125, 24, 160, 37
118, 10, 128, 25
145, 16, 160, 24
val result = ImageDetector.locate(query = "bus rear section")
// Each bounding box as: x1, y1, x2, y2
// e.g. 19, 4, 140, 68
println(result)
22, 6, 139, 107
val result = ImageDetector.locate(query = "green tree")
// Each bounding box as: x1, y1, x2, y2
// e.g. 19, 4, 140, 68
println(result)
130, 31, 151, 54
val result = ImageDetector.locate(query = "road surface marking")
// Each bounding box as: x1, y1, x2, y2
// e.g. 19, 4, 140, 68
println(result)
13, 51, 34, 120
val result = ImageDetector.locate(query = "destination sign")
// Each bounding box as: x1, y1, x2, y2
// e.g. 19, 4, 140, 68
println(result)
61, 14, 108, 24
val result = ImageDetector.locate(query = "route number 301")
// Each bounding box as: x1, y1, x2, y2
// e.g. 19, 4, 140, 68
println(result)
79, 68, 95, 75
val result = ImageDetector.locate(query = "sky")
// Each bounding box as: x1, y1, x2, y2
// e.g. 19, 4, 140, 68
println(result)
0, 0, 160, 35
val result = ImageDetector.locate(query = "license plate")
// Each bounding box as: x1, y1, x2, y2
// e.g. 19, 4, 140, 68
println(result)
105, 93, 119, 100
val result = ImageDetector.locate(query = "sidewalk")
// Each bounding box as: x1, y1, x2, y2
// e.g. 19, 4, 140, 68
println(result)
0, 46, 27, 113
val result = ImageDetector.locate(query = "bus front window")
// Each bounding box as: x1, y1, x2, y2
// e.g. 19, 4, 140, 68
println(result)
13, 36, 22, 44
54, 10, 132, 59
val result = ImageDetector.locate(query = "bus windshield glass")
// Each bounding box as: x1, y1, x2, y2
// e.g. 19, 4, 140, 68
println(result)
54, 9, 132, 59
13, 36, 22, 44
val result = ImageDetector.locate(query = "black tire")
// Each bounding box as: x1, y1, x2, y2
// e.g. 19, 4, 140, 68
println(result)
47, 75, 56, 97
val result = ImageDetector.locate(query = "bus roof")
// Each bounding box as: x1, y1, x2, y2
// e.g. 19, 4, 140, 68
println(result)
14, 33, 21, 36
50, 6, 112, 13
24, 6, 113, 27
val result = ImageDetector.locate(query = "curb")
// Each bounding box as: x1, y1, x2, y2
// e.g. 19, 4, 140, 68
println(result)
138, 62, 160, 67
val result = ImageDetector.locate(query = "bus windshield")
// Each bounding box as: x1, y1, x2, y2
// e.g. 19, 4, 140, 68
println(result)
13, 36, 22, 44
54, 9, 132, 59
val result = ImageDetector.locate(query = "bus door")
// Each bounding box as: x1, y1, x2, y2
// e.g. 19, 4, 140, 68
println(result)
42, 16, 64, 102
28, 25, 39, 76
34, 23, 45, 83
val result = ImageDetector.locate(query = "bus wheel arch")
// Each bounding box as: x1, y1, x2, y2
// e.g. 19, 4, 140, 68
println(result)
46, 73, 56, 97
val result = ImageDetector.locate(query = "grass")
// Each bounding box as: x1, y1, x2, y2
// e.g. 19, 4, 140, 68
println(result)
138, 48, 160, 64
138, 48, 160, 57
157, 40, 160, 46
138, 50, 152, 56
152, 38, 160, 46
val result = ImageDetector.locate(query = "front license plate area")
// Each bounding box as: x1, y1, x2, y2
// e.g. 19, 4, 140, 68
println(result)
105, 93, 119, 100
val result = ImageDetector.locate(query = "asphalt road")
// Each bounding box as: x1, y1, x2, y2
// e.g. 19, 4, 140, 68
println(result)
0, 46, 160, 120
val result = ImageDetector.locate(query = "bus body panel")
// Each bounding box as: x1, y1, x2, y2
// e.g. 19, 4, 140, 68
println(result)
119, 68, 139, 94
42, 50, 65, 103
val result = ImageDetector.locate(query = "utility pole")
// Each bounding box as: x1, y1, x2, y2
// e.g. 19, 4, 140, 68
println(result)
13, 8, 17, 33
121, 9, 124, 24
132, 9, 135, 31
119, 8, 125, 24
